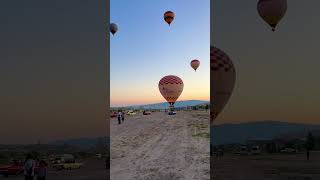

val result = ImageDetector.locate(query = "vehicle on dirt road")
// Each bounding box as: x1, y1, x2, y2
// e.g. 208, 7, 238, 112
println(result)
143, 110, 151, 115
239, 145, 249, 155
127, 110, 136, 115
0, 161, 24, 177
110, 112, 117, 118
250, 146, 261, 155
168, 111, 176, 115
280, 148, 298, 153
53, 159, 83, 171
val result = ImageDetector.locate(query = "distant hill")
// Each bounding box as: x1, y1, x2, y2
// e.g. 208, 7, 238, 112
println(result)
113, 100, 209, 110
50, 137, 109, 149
211, 121, 320, 145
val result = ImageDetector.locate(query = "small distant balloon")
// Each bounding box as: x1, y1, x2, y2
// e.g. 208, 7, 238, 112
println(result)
257, 0, 287, 31
164, 11, 175, 26
110, 23, 118, 35
158, 75, 184, 106
190, 59, 200, 71
211, 46, 236, 122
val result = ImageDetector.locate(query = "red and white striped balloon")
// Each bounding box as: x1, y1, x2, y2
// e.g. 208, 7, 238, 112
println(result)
158, 75, 184, 105
190, 59, 200, 71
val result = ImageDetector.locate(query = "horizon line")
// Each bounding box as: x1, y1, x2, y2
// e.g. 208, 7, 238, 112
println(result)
110, 99, 210, 108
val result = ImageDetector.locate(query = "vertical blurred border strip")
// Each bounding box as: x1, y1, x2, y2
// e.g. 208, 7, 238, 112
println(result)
209, 0, 214, 179
105, 0, 110, 179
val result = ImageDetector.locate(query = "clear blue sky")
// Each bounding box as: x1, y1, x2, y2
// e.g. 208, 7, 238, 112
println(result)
110, 0, 210, 107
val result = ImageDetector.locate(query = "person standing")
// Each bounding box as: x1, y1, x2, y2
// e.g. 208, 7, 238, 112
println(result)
24, 154, 35, 180
36, 160, 48, 180
117, 111, 122, 124
121, 111, 125, 122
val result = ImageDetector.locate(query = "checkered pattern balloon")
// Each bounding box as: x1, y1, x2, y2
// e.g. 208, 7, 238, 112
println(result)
159, 75, 184, 105
211, 46, 236, 123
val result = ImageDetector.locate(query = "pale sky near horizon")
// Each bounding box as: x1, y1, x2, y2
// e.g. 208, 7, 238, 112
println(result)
110, 0, 210, 107
213, 0, 320, 125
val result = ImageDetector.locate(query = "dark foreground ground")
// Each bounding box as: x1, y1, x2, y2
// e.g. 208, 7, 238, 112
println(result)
212, 151, 320, 180
1, 159, 107, 180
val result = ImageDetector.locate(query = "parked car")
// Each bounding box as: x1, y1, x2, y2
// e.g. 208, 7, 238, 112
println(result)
53, 159, 83, 171
127, 110, 136, 115
280, 148, 298, 153
168, 111, 176, 115
0, 161, 24, 177
239, 146, 249, 155
250, 146, 261, 155
143, 110, 151, 115
110, 112, 117, 118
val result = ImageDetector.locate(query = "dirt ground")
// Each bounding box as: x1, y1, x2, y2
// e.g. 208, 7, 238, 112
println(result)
110, 111, 210, 180
1, 159, 107, 180
212, 152, 320, 180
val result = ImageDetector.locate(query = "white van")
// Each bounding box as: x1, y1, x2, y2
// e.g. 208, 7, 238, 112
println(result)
251, 146, 261, 155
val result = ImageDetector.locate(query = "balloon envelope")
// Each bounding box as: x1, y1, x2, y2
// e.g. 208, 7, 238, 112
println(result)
164, 11, 175, 25
158, 75, 184, 105
191, 59, 200, 71
110, 23, 118, 35
210, 46, 236, 122
257, 0, 287, 31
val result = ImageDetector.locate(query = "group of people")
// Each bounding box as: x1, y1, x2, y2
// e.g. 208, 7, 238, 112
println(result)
24, 154, 48, 180
117, 111, 125, 124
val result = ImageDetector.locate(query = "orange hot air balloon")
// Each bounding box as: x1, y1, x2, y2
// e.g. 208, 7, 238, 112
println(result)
110, 23, 118, 35
164, 11, 175, 26
211, 46, 236, 123
158, 75, 184, 107
257, 0, 287, 31
190, 59, 200, 71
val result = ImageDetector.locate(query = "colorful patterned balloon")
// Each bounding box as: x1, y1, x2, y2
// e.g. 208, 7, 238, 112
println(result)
211, 46, 236, 122
190, 59, 200, 71
158, 75, 184, 105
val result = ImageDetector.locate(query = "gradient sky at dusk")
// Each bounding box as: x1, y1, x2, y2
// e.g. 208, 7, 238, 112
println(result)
110, 0, 210, 107
212, 0, 320, 124
0, 0, 107, 144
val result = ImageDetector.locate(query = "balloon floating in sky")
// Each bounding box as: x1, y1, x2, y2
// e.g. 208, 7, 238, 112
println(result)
110, 23, 118, 35
190, 59, 200, 71
158, 75, 184, 110
210, 46, 236, 122
257, 0, 287, 31
164, 11, 175, 26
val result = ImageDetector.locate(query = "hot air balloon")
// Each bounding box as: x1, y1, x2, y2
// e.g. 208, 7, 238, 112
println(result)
158, 75, 184, 112
110, 23, 118, 35
211, 46, 236, 123
190, 59, 200, 71
164, 11, 175, 26
257, 0, 287, 31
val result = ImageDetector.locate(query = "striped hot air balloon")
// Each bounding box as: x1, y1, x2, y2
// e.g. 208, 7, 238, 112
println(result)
210, 46, 236, 123
257, 0, 287, 31
164, 11, 175, 26
190, 59, 200, 71
159, 75, 184, 111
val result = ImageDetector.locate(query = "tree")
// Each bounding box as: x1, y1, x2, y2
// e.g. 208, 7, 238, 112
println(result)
305, 132, 315, 160
205, 104, 209, 112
